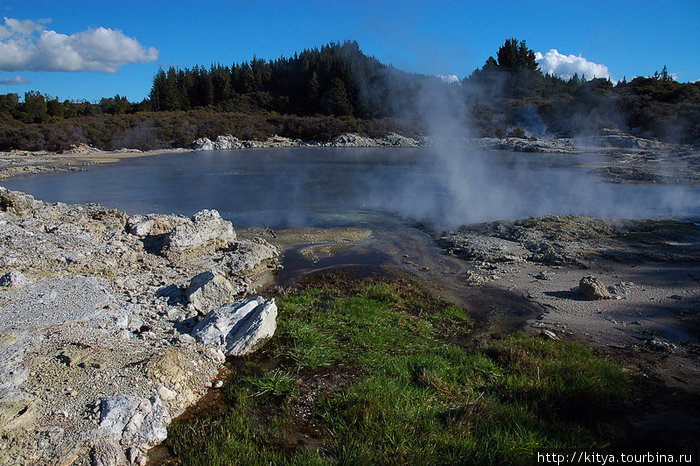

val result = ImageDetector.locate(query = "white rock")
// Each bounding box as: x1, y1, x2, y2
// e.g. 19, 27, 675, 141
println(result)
112, 314, 129, 329
186, 271, 241, 315
127, 216, 155, 237
96, 394, 171, 447
541, 329, 560, 340
205, 347, 226, 364
192, 137, 214, 151
163, 210, 236, 261
191, 297, 277, 356
155, 384, 178, 402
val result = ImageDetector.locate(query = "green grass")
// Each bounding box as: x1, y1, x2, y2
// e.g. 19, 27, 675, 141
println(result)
244, 369, 298, 398
165, 275, 630, 465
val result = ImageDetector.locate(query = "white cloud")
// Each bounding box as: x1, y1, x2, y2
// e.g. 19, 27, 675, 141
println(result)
436, 74, 460, 84
535, 49, 611, 81
0, 17, 159, 73
0, 74, 30, 85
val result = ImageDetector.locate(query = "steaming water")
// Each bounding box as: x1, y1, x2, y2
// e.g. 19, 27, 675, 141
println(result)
4, 147, 700, 227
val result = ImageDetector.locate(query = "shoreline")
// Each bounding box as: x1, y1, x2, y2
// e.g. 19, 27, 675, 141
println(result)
0, 186, 698, 463
0, 147, 191, 182
2, 129, 698, 187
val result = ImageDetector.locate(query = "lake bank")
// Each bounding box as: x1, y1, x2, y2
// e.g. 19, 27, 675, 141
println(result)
1, 184, 698, 463
2, 129, 698, 187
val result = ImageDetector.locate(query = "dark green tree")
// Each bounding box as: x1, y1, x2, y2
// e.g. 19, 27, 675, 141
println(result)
0, 93, 18, 115
22, 91, 48, 123
307, 71, 320, 112
496, 38, 538, 72
327, 78, 353, 116
46, 97, 65, 118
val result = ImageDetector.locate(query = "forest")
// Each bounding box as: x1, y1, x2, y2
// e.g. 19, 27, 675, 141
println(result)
1, 39, 698, 151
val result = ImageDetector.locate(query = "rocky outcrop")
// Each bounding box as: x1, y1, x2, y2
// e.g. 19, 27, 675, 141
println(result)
162, 209, 236, 262
186, 271, 243, 315
578, 275, 612, 300
477, 137, 578, 154
439, 216, 622, 267
577, 128, 675, 151
218, 238, 279, 276
61, 143, 101, 155
0, 187, 280, 464
91, 393, 170, 463
0, 186, 44, 215
325, 132, 422, 147
192, 134, 306, 151
192, 132, 423, 151
126, 213, 190, 238
192, 297, 277, 356
439, 232, 529, 263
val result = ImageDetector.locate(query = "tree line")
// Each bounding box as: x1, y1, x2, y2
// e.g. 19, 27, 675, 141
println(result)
1, 39, 698, 150
147, 40, 432, 118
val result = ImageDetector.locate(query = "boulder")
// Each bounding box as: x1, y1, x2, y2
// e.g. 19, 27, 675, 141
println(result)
186, 271, 242, 314
218, 239, 279, 276
192, 135, 244, 151
125, 215, 154, 237
96, 394, 170, 447
441, 232, 529, 263
163, 210, 236, 261
331, 133, 376, 147
0, 187, 43, 216
578, 275, 612, 300
192, 137, 214, 151
0, 270, 30, 288
191, 297, 277, 356
380, 132, 421, 147
126, 213, 191, 238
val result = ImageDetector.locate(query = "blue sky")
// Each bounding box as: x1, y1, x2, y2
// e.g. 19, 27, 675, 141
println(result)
1, 0, 698, 102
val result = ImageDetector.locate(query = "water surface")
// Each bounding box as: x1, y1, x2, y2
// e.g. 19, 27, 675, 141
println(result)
5, 147, 699, 333
4, 147, 699, 227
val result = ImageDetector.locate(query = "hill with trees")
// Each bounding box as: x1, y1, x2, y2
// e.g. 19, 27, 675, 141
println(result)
1, 39, 698, 151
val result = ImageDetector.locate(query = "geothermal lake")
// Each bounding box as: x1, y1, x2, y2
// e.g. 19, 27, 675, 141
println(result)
4, 147, 700, 227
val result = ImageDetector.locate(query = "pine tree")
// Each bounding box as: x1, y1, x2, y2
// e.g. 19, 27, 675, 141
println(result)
307, 72, 320, 112
327, 78, 352, 116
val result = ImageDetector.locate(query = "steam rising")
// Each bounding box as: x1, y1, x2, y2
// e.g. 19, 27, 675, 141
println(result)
360, 67, 698, 229
3, 41, 698, 229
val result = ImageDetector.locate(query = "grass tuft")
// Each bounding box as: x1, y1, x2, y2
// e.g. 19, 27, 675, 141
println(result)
244, 369, 297, 397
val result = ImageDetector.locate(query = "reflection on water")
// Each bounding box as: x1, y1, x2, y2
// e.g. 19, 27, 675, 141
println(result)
4, 147, 700, 228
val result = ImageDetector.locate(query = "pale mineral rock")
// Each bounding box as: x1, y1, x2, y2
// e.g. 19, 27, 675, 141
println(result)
186, 271, 242, 315
191, 297, 277, 356
162, 209, 236, 261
